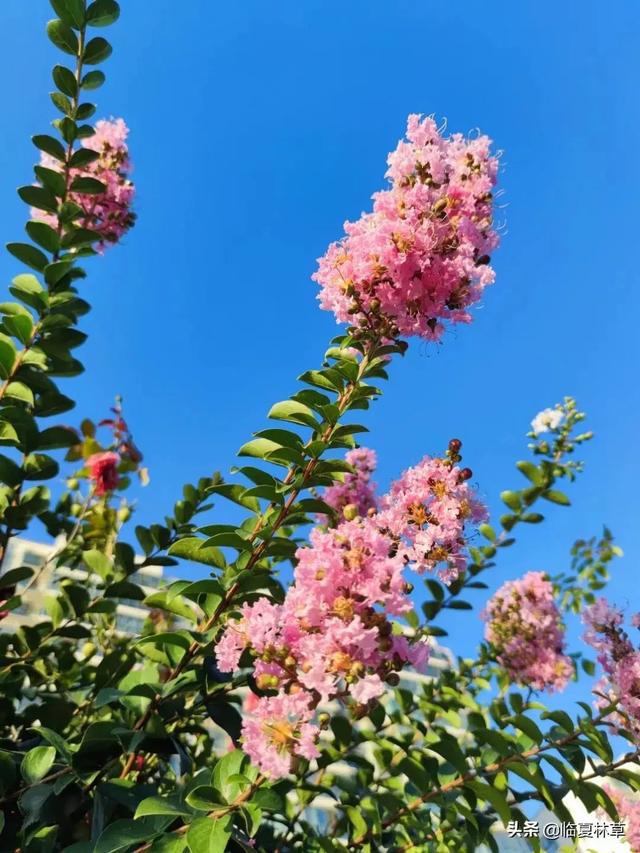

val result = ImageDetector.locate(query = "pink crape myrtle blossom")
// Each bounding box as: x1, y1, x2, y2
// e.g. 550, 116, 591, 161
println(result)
86, 451, 120, 496
322, 446, 378, 520
313, 114, 499, 342
216, 517, 429, 777
241, 692, 320, 779
33, 118, 135, 251
602, 785, 640, 851
583, 599, 640, 739
215, 441, 489, 776
482, 571, 573, 693
376, 443, 486, 583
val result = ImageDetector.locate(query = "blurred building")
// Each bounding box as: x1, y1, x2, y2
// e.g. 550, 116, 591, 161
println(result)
0, 536, 164, 636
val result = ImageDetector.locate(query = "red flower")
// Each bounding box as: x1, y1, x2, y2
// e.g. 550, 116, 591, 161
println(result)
87, 452, 120, 496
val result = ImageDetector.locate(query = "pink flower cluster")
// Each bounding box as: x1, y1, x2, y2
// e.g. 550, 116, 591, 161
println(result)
34, 118, 135, 250
84, 400, 144, 496
313, 114, 499, 341
87, 451, 120, 496
583, 599, 640, 740
602, 785, 640, 851
217, 518, 428, 777
322, 447, 378, 520
482, 571, 573, 692
377, 449, 486, 583
217, 444, 486, 777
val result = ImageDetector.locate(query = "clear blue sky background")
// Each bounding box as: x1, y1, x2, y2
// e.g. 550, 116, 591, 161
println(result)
1, 2, 639, 708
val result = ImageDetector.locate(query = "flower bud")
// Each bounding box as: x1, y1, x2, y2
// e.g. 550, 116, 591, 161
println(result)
67, 478, 79, 490
117, 506, 132, 523
343, 503, 359, 521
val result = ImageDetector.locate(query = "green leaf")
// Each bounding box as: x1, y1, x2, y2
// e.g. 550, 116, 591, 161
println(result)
251, 787, 284, 812
429, 736, 468, 774
0, 336, 17, 380
81, 69, 106, 89
168, 537, 225, 569
83, 548, 112, 578
70, 176, 106, 194
541, 709, 575, 733
500, 490, 522, 512
206, 483, 259, 511
212, 750, 249, 803
76, 102, 97, 120
35, 165, 67, 197
185, 786, 225, 812
4, 382, 34, 405
0, 566, 34, 586
0, 421, 19, 445
95, 819, 164, 853
134, 796, 191, 820
478, 523, 496, 542
149, 837, 188, 853
581, 658, 596, 676
516, 460, 544, 486
47, 19, 80, 55
521, 512, 544, 523
104, 581, 145, 600
6, 241, 50, 271
37, 425, 78, 449
346, 805, 367, 838
10, 274, 48, 311
51, 91, 74, 115
511, 714, 543, 744
50, 0, 85, 28
543, 489, 571, 506
83, 36, 112, 64
52, 64, 78, 96
69, 148, 100, 169
86, 0, 121, 26
186, 815, 232, 853
268, 400, 318, 428
26, 221, 59, 253
33, 133, 66, 161
21, 746, 56, 784
467, 780, 511, 824
253, 428, 302, 450
23, 453, 60, 480
237, 437, 282, 459
143, 592, 198, 623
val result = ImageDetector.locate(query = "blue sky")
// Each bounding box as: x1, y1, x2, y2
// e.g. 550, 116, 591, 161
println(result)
1, 2, 639, 702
